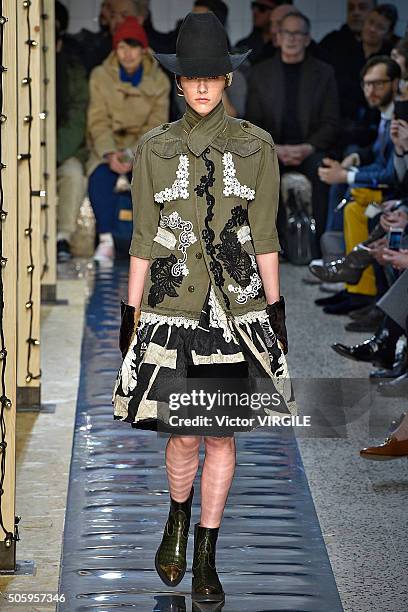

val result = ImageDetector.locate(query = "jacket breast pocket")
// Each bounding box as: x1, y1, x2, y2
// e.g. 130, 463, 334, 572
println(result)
222, 137, 261, 201
151, 140, 190, 204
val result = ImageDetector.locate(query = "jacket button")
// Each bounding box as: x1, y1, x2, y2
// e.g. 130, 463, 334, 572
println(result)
162, 123, 170, 130
195, 252, 202, 259
188, 285, 195, 292
242, 121, 249, 128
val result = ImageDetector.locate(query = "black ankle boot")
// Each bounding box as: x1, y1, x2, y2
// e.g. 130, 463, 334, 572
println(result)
155, 487, 194, 587
192, 523, 225, 603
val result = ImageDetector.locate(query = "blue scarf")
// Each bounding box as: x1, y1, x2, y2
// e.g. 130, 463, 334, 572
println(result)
119, 63, 143, 86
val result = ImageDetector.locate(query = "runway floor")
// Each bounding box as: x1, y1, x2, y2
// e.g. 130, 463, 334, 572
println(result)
57, 264, 343, 612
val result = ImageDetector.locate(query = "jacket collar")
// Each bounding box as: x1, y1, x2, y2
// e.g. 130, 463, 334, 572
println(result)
182, 101, 228, 157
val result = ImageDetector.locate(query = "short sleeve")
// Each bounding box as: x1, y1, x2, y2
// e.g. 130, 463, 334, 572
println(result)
248, 142, 281, 254
129, 143, 160, 259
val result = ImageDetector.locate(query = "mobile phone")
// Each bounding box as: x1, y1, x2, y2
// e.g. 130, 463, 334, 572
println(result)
387, 228, 403, 251
394, 100, 408, 122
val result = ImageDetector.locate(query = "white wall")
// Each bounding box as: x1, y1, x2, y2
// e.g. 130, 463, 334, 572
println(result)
62, 0, 408, 44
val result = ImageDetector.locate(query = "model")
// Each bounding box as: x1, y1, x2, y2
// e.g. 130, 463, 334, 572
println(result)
112, 11, 296, 605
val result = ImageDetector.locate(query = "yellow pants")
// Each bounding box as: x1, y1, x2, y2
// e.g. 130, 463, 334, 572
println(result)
344, 188, 382, 296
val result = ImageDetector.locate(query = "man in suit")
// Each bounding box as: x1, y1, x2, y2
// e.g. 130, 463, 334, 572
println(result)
246, 11, 340, 246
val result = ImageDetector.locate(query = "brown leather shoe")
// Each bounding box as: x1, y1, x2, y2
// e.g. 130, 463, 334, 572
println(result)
360, 435, 408, 460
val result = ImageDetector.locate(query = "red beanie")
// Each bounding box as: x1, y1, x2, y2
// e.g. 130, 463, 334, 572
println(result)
113, 16, 148, 50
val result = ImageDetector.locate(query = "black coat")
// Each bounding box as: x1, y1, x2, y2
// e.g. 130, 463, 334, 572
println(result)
246, 53, 340, 152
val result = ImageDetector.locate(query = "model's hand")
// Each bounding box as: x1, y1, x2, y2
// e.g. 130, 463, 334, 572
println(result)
318, 158, 348, 184
381, 248, 408, 270
266, 296, 288, 354
106, 151, 133, 175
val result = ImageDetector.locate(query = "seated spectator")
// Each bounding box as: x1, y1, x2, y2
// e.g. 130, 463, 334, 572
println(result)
72, 0, 113, 75
246, 11, 339, 251
55, 1, 88, 263
391, 36, 408, 99
317, 56, 401, 313
319, 3, 398, 149
86, 17, 170, 263
235, 0, 277, 65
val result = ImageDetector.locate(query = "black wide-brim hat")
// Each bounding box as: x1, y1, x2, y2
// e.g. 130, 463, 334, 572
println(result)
153, 12, 251, 77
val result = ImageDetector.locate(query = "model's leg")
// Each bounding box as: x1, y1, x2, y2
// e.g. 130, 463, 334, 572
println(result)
155, 435, 201, 587
165, 435, 201, 502
192, 436, 236, 603
200, 436, 236, 527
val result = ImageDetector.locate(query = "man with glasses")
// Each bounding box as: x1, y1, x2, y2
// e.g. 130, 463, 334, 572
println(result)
314, 56, 401, 314
246, 11, 339, 251
235, 0, 278, 64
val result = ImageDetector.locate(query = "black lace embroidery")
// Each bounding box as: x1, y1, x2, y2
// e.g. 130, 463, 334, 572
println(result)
195, 148, 231, 309
148, 254, 183, 307
215, 205, 264, 299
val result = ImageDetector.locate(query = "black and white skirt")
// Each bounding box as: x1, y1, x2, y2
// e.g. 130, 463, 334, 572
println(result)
112, 285, 297, 434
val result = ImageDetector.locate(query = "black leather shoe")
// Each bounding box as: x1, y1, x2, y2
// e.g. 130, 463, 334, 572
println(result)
370, 344, 407, 379
349, 304, 381, 321
155, 487, 194, 587
192, 523, 225, 604
345, 308, 384, 332
377, 372, 408, 397
323, 293, 374, 315
309, 257, 363, 284
331, 329, 396, 368
315, 289, 348, 307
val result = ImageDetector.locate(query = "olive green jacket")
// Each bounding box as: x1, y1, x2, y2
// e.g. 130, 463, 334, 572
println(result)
130, 101, 281, 319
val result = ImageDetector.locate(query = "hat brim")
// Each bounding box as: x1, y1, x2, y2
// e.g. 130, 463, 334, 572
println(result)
153, 49, 251, 76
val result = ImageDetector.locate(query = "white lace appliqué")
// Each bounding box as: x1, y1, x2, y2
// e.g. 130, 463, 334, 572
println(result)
154, 154, 190, 203
208, 287, 237, 344
228, 254, 262, 304
222, 152, 255, 200
237, 225, 251, 244
159, 210, 197, 277
139, 311, 199, 329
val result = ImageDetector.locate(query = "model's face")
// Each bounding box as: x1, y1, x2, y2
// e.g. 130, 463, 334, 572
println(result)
116, 41, 144, 73
179, 76, 226, 116
347, 0, 374, 35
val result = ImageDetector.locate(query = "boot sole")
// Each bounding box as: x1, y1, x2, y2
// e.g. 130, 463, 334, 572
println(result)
154, 549, 186, 587
192, 588, 225, 603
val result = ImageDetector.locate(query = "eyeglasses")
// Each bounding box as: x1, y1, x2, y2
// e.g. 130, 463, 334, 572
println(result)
279, 29, 308, 39
251, 2, 271, 13
361, 78, 391, 91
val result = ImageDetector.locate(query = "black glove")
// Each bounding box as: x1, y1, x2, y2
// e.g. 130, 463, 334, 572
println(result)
266, 296, 288, 355
119, 300, 140, 358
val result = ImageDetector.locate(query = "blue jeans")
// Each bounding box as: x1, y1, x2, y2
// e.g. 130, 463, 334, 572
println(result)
88, 163, 132, 234
326, 183, 348, 233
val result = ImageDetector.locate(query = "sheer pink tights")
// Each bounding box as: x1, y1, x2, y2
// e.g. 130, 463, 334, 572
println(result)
165, 435, 236, 528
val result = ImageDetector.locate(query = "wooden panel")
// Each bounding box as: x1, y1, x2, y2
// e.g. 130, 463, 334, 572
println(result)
0, 0, 18, 567
40, 0, 57, 294
16, 0, 41, 393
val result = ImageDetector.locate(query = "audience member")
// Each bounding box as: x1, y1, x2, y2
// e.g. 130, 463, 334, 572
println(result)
246, 11, 339, 250
320, 3, 398, 148
86, 17, 170, 263
316, 56, 401, 313
55, 1, 89, 263
236, 0, 279, 64
72, 0, 114, 74
109, 0, 149, 34
391, 37, 408, 98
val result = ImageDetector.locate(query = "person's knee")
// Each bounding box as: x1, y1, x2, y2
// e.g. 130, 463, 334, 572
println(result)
169, 435, 201, 453
204, 436, 235, 455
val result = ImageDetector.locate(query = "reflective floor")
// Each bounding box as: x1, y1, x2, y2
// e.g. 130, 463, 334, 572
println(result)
57, 263, 343, 612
